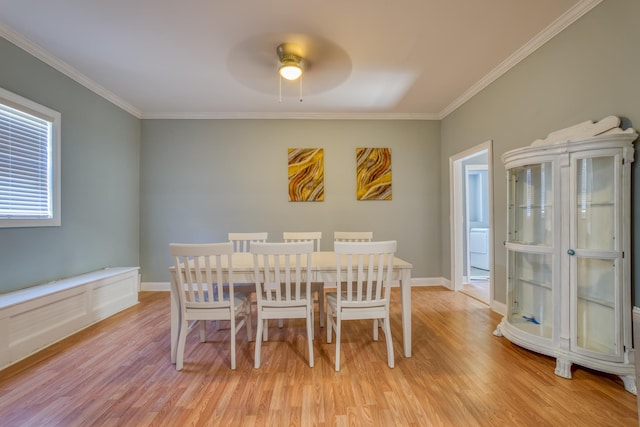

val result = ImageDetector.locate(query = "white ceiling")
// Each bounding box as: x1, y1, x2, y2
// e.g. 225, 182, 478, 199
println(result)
0, 0, 598, 120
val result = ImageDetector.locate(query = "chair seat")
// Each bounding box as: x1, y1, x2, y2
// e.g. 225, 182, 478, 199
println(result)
185, 292, 249, 309
261, 295, 310, 305
326, 292, 388, 312
259, 290, 310, 313
259, 305, 311, 319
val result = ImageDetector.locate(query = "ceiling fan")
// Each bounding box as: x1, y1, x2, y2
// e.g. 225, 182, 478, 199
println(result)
226, 33, 352, 102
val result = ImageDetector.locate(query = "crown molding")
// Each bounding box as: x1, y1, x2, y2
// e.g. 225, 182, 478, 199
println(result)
438, 0, 603, 119
140, 111, 440, 120
0, 22, 142, 118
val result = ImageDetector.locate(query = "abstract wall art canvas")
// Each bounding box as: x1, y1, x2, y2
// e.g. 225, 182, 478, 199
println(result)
356, 147, 392, 200
288, 148, 324, 202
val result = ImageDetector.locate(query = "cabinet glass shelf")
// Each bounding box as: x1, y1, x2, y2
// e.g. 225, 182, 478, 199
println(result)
576, 293, 614, 309
516, 277, 552, 290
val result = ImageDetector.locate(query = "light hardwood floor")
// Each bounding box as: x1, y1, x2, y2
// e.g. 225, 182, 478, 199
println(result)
0, 288, 636, 426
461, 279, 489, 304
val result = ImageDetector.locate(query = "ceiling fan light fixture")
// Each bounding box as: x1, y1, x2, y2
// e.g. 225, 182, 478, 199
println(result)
276, 43, 306, 102
278, 60, 303, 80
277, 43, 305, 80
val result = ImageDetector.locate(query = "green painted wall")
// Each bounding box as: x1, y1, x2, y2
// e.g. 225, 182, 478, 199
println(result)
140, 119, 441, 282
0, 37, 140, 293
440, 0, 640, 305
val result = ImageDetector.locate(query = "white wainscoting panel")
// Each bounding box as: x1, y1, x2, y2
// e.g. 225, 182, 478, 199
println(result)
0, 267, 139, 370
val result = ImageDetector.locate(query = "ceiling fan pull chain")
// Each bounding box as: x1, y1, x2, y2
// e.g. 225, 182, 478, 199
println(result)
279, 74, 282, 103
299, 75, 303, 103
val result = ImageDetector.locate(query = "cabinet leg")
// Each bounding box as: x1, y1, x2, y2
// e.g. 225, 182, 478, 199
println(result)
554, 358, 572, 379
620, 375, 637, 395
492, 320, 504, 337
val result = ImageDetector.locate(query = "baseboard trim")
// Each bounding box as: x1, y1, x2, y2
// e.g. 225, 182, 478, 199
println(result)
410, 277, 450, 288
491, 300, 507, 316
140, 282, 171, 292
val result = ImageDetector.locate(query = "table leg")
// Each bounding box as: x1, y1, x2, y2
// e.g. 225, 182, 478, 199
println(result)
170, 272, 179, 364
400, 269, 412, 357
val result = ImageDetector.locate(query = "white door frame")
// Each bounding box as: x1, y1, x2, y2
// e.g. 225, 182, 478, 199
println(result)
449, 140, 494, 304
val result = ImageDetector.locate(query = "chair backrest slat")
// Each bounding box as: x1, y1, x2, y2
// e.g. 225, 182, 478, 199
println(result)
334, 231, 373, 242
283, 231, 322, 252
228, 232, 268, 253
334, 241, 396, 304
252, 241, 313, 304
170, 242, 234, 309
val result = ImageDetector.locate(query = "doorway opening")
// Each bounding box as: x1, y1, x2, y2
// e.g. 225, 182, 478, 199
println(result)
450, 141, 493, 305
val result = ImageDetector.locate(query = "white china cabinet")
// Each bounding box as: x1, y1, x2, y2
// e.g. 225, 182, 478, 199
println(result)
494, 117, 637, 393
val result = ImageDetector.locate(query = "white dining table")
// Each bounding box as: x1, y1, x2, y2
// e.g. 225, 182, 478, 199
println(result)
168, 251, 413, 362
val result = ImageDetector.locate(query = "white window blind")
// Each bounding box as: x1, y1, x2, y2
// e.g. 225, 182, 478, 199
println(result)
0, 87, 60, 227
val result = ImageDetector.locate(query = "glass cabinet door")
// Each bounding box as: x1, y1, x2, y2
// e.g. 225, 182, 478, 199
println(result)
506, 161, 554, 340
507, 251, 553, 338
575, 156, 615, 250
575, 258, 618, 356
507, 162, 553, 246
572, 154, 622, 360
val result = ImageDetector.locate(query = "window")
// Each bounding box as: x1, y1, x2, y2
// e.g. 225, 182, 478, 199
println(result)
0, 87, 60, 227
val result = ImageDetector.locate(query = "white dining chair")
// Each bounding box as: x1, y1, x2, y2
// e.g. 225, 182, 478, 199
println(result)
225, 232, 268, 329
251, 241, 315, 368
170, 242, 253, 370
334, 231, 374, 242
331, 233, 373, 325
326, 240, 397, 371
282, 231, 321, 250
228, 232, 268, 252
283, 231, 324, 328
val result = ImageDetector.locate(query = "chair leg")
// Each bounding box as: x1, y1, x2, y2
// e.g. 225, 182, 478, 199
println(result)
326, 308, 333, 343
199, 320, 206, 342
307, 311, 314, 367
372, 319, 379, 341
230, 318, 237, 370
310, 307, 315, 340
254, 316, 264, 368
335, 318, 341, 372
245, 302, 253, 342
176, 319, 189, 371
318, 287, 325, 328
383, 316, 394, 368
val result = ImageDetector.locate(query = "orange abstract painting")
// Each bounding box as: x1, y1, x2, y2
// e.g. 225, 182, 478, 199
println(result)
356, 147, 391, 200
288, 148, 324, 201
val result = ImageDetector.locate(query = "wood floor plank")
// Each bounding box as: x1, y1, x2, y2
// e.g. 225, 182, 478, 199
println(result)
0, 288, 637, 426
